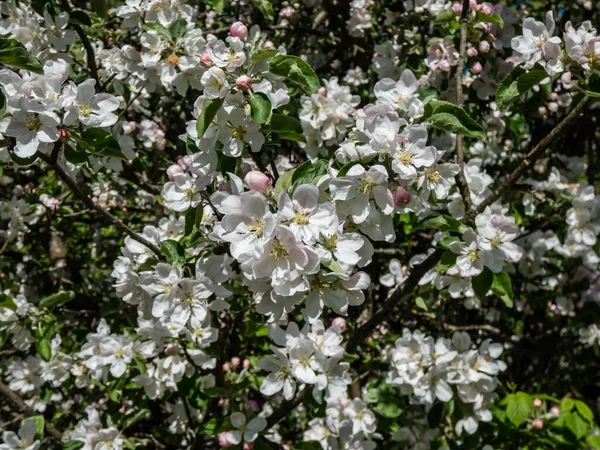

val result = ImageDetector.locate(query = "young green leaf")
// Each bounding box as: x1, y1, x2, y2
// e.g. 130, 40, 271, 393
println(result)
196, 98, 225, 139
491, 272, 514, 307
39, 291, 76, 309
0, 38, 44, 73
249, 91, 272, 124
160, 240, 186, 265
269, 55, 320, 94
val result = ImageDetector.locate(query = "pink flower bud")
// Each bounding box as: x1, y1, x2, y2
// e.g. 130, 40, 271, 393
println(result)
231, 357, 241, 368
218, 432, 230, 446
243, 358, 251, 368
479, 41, 490, 53
332, 317, 347, 332
438, 60, 451, 72
318, 87, 327, 96
167, 164, 184, 180
533, 398, 543, 408
393, 186, 411, 207
549, 92, 558, 101
263, 40, 274, 49
59, 128, 68, 139
230, 22, 248, 39
561, 72, 572, 85
236, 75, 253, 91
469, 0, 477, 9
200, 51, 213, 67
179, 155, 193, 170
533, 419, 543, 429
471, 62, 483, 73
164, 344, 179, 356
243, 443, 255, 450
245, 400, 259, 411
548, 102, 558, 112
244, 171, 272, 194
467, 47, 478, 57
222, 362, 231, 371
551, 406, 560, 417
538, 106, 547, 115
452, 3, 462, 14
482, 4, 493, 14
475, 4, 483, 11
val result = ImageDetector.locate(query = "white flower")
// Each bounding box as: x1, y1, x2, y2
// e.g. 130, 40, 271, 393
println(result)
0, 420, 40, 450
218, 108, 265, 157
226, 412, 267, 444
209, 37, 246, 72
4, 104, 60, 158
511, 11, 563, 73
201, 66, 229, 99
63, 79, 120, 128
374, 70, 423, 118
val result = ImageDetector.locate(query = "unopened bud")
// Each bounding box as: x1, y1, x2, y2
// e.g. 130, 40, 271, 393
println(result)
479, 40, 490, 53
264, 40, 274, 49
482, 4, 493, 14
244, 171, 272, 194
59, 128, 68, 139
533, 398, 543, 408
548, 102, 559, 112
452, 3, 462, 13
243, 358, 251, 368
533, 419, 543, 429
332, 317, 347, 332
469, 0, 477, 9
393, 186, 411, 207
244, 400, 259, 411
200, 51, 213, 67
236, 75, 253, 91
467, 47, 478, 57
231, 357, 241, 368
230, 21, 248, 39
471, 62, 483, 73
218, 432, 229, 446
538, 106, 547, 115
561, 72, 572, 85
551, 406, 560, 417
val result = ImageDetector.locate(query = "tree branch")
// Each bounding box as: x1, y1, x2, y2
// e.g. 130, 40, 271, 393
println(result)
0, 381, 64, 442
60, 0, 99, 84
454, 0, 476, 224
38, 152, 162, 257
477, 96, 588, 213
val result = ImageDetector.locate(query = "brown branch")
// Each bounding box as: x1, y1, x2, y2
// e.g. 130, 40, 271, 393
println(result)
60, 0, 99, 84
0, 381, 64, 442
477, 96, 588, 213
454, 0, 476, 224
38, 152, 162, 257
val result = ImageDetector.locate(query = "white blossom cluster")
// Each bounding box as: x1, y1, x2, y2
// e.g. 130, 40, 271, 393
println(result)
386, 329, 506, 435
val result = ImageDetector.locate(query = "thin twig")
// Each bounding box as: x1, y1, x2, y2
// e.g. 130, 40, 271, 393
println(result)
0, 381, 64, 442
454, 0, 476, 224
38, 152, 162, 257
477, 96, 588, 213
60, 0, 99, 84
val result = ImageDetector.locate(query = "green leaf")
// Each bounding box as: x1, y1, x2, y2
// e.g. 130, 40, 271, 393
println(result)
423, 100, 485, 139
587, 436, 600, 449
69, 10, 92, 26
575, 400, 594, 423
196, 98, 224, 139
491, 272, 514, 307
39, 291, 75, 309
435, 9, 456, 23
252, 49, 279, 65
79, 129, 126, 159
291, 159, 328, 187
64, 143, 90, 165
62, 441, 85, 450
122, 408, 151, 430
0, 91, 6, 117
416, 215, 469, 234
506, 392, 531, 427
475, 12, 504, 27
23, 416, 45, 436
496, 67, 547, 110
374, 402, 403, 418
252, 0, 274, 21
36, 337, 52, 361
273, 168, 295, 198
323, 259, 344, 274
438, 236, 459, 249
143, 22, 171, 41
566, 412, 589, 439
0, 39, 43, 74
269, 113, 306, 142
472, 268, 493, 298
160, 240, 186, 265
0, 293, 17, 311
415, 297, 428, 311
203, 418, 220, 434
91, 0, 108, 19
269, 55, 320, 94
169, 19, 187, 39
561, 398, 575, 412
249, 91, 272, 125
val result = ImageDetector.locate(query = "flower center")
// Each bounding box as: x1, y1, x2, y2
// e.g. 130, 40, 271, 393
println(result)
167, 54, 180, 65
249, 218, 264, 238
398, 151, 414, 165
425, 168, 441, 183
25, 113, 41, 131
358, 176, 376, 194
270, 238, 288, 261
115, 348, 124, 359
292, 210, 310, 225
467, 249, 479, 262
323, 234, 338, 250
80, 103, 93, 116
232, 126, 246, 140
